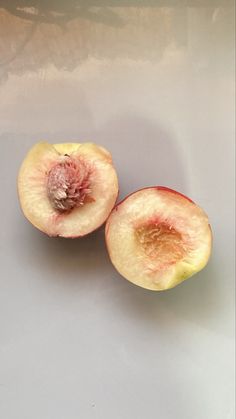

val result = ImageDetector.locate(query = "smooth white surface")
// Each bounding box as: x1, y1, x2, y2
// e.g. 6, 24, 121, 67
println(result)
0, 3, 235, 419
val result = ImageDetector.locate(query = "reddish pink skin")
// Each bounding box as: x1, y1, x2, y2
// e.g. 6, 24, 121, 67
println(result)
154, 186, 194, 204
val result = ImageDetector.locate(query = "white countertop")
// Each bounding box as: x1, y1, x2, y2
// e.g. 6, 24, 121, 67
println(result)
0, 2, 235, 419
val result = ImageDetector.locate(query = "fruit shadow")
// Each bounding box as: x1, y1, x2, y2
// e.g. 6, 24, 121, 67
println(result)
109, 259, 220, 331
17, 221, 111, 288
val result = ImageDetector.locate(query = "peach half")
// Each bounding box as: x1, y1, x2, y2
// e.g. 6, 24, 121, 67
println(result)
18, 142, 119, 237
105, 187, 212, 291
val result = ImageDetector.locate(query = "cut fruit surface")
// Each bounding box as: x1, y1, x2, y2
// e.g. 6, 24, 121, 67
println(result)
18, 142, 119, 237
105, 187, 212, 291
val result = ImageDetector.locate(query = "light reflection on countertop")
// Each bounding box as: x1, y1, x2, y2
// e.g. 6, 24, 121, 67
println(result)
0, 1, 234, 139
0, 2, 234, 84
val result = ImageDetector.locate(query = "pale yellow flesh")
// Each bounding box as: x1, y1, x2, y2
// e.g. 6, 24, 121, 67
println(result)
105, 188, 212, 291
18, 142, 119, 237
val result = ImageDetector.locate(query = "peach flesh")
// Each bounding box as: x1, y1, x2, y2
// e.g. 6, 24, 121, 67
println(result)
105, 187, 212, 291
18, 142, 119, 237
135, 221, 185, 269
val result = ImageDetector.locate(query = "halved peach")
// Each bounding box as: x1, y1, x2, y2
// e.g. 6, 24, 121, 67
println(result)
105, 187, 212, 291
18, 142, 119, 237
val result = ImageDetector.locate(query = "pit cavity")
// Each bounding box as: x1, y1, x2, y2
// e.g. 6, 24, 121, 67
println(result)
47, 156, 92, 212
135, 221, 186, 266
